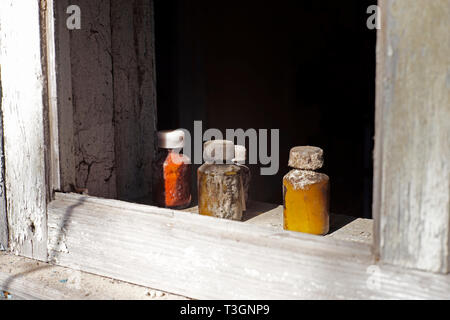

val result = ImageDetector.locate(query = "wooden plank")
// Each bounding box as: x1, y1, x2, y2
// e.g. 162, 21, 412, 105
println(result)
372, 0, 386, 264
70, 0, 117, 198
0, 96, 7, 251
0, 0, 48, 260
184, 201, 374, 245
374, 0, 450, 273
45, 0, 60, 193
47, 193, 450, 299
53, 0, 76, 193
62, 0, 157, 199
0, 251, 186, 300
110, 0, 157, 201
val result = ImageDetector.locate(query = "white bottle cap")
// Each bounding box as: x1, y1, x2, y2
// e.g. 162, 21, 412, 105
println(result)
203, 140, 235, 163
233, 145, 247, 164
157, 130, 185, 149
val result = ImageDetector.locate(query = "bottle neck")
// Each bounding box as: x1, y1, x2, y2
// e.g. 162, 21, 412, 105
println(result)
160, 147, 183, 153
205, 160, 236, 165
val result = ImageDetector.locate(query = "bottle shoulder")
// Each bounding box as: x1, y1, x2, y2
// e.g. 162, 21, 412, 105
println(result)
198, 163, 242, 175
155, 149, 191, 166
283, 169, 329, 190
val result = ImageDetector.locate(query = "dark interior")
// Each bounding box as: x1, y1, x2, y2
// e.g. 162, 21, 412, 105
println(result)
154, 0, 376, 218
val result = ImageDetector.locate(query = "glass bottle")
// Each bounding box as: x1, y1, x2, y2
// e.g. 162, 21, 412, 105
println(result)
198, 140, 245, 220
152, 130, 191, 209
283, 146, 330, 235
232, 145, 251, 208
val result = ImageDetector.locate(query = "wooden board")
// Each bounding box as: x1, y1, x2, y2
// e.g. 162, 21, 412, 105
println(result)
374, 0, 450, 273
46, 0, 62, 193
184, 201, 373, 245
52, 0, 157, 200
70, 0, 117, 198
53, 0, 76, 193
0, 251, 186, 300
47, 193, 450, 299
111, 0, 157, 201
0, 95, 7, 251
0, 0, 48, 260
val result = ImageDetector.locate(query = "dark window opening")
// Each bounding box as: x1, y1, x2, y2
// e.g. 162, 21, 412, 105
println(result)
154, 0, 376, 218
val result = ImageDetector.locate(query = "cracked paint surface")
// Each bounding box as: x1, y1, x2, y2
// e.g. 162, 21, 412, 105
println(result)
71, 0, 117, 198
0, 0, 48, 259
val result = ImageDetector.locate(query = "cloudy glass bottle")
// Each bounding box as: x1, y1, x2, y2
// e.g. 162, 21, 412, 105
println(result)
198, 140, 245, 221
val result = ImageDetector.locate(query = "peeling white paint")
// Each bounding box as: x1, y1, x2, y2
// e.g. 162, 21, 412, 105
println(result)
0, 0, 48, 260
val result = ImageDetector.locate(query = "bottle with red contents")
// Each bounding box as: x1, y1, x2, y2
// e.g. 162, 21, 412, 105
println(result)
152, 130, 191, 209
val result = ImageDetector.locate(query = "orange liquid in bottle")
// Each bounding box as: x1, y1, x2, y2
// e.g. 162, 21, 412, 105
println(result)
283, 170, 329, 235
153, 150, 191, 209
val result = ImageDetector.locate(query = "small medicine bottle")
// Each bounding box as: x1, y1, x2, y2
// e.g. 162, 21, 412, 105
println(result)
152, 130, 191, 209
283, 146, 330, 235
232, 145, 251, 208
198, 140, 245, 221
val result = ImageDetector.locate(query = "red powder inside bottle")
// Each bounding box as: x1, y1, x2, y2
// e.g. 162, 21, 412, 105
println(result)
153, 149, 191, 209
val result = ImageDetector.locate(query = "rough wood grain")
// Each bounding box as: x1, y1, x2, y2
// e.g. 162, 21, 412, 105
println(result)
0, 251, 186, 300
111, 0, 157, 201
46, 0, 62, 193
53, 0, 76, 193
47, 193, 450, 299
0, 0, 48, 260
374, 0, 450, 273
70, 0, 117, 198
0, 87, 7, 251
184, 201, 374, 245
56, 0, 157, 199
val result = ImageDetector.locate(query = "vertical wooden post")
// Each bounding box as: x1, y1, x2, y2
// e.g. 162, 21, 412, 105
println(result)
374, 0, 450, 273
111, 0, 157, 201
56, 0, 157, 200
0, 0, 49, 260
69, 0, 117, 198
52, 0, 76, 193
0, 98, 7, 251
46, 0, 62, 194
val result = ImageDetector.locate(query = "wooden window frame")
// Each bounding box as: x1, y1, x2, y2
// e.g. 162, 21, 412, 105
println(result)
0, 0, 449, 299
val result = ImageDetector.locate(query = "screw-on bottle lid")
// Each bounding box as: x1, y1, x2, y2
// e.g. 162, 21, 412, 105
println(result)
157, 130, 185, 149
288, 146, 324, 170
203, 140, 235, 163
233, 145, 247, 164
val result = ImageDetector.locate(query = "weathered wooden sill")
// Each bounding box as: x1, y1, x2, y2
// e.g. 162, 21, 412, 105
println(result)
42, 192, 450, 299
0, 251, 187, 300
181, 201, 373, 245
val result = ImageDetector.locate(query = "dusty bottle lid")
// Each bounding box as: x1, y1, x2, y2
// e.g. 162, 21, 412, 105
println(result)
203, 140, 235, 163
233, 145, 247, 163
288, 146, 324, 170
157, 130, 185, 149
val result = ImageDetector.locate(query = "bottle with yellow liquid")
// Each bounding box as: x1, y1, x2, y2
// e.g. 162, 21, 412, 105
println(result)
198, 140, 245, 221
283, 146, 330, 235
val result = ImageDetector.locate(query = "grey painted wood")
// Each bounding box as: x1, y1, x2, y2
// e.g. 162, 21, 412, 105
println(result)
0, 251, 186, 300
111, 0, 157, 201
184, 201, 374, 245
0, 0, 48, 260
53, 0, 76, 193
0, 86, 7, 251
70, 0, 117, 198
374, 0, 450, 273
53, 0, 157, 199
47, 193, 450, 299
